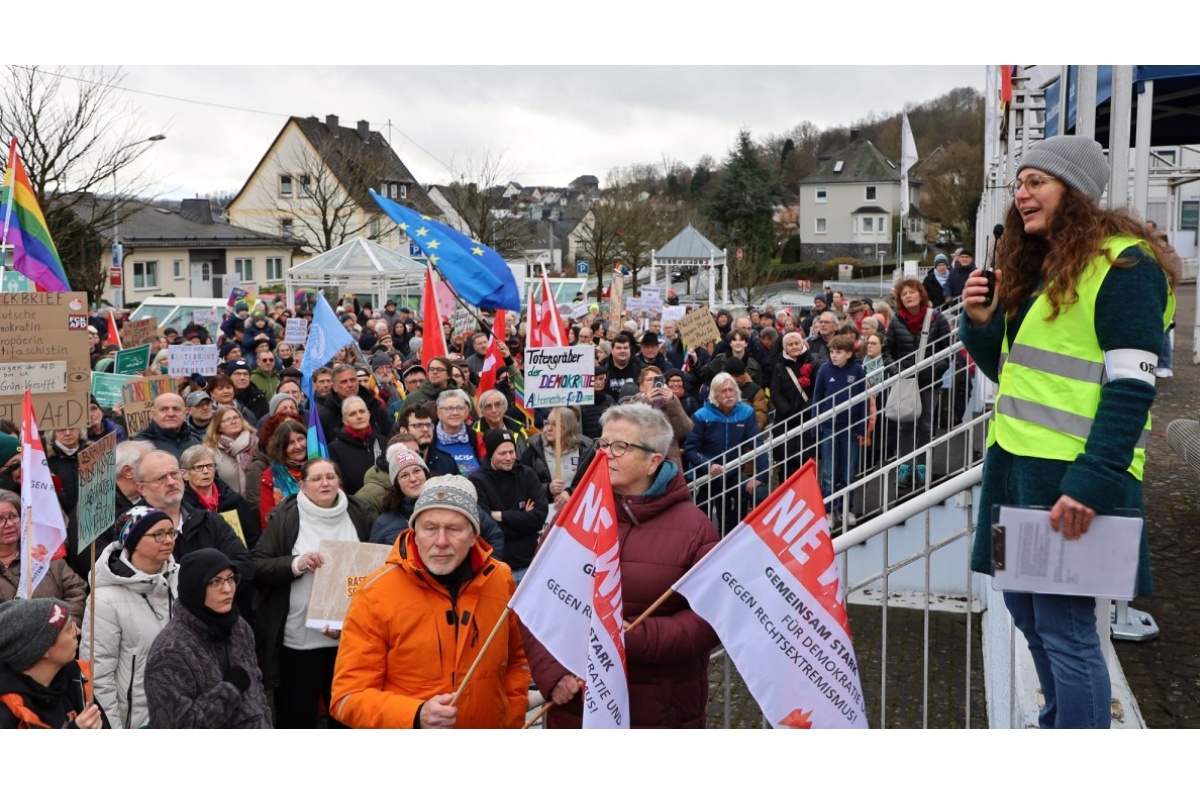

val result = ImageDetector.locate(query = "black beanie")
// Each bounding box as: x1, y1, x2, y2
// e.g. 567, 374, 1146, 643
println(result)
178, 549, 240, 640
116, 507, 172, 555
483, 428, 515, 460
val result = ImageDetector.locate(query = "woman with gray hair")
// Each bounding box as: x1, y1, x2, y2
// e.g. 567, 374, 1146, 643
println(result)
520, 406, 595, 508
179, 445, 262, 551
522, 401, 720, 728
327, 396, 388, 495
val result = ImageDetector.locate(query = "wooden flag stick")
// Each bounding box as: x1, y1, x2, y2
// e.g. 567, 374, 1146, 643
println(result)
553, 407, 563, 483
523, 701, 555, 729
623, 588, 676, 633
450, 606, 510, 706
88, 542, 97, 669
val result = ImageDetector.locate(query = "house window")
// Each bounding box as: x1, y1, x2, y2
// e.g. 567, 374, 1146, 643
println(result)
879, 217, 886, 232
266, 257, 283, 282
281, 218, 294, 237
235, 258, 254, 282
368, 218, 380, 239
861, 217, 874, 233
815, 187, 828, 204
279, 175, 293, 197
298, 175, 311, 198
173, 259, 182, 279
815, 218, 827, 234
865, 186, 877, 200
399, 183, 408, 199
1152, 149, 1177, 168
133, 261, 158, 289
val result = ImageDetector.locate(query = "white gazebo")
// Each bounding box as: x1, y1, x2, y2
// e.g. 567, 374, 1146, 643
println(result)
285, 237, 426, 310
650, 224, 728, 307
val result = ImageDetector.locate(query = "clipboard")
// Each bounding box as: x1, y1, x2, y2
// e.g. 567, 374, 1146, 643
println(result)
991, 505, 1142, 600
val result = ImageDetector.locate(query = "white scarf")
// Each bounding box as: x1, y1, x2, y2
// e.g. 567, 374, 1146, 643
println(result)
285, 489, 360, 650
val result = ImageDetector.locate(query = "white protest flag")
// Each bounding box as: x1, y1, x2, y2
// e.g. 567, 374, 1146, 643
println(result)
17, 390, 68, 598
673, 460, 866, 728
899, 112, 918, 216
509, 450, 629, 728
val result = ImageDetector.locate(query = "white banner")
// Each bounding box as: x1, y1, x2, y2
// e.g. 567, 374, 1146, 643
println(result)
509, 452, 629, 728
18, 391, 67, 598
523, 346, 594, 408
673, 461, 867, 728
167, 344, 220, 376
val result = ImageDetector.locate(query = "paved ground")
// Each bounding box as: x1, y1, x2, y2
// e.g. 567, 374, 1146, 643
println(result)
1114, 282, 1200, 728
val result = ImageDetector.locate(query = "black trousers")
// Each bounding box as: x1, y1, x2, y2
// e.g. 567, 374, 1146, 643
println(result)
274, 645, 345, 729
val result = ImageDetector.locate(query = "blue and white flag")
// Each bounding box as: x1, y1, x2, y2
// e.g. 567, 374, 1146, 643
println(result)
371, 190, 521, 312
300, 294, 356, 396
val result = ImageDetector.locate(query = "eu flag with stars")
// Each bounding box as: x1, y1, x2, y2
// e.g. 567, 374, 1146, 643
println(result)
371, 190, 521, 311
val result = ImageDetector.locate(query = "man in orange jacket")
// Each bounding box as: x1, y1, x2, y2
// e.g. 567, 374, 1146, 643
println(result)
330, 475, 528, 728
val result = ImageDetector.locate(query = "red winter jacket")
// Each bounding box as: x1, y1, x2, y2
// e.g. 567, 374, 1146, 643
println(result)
521, 463, 720, 728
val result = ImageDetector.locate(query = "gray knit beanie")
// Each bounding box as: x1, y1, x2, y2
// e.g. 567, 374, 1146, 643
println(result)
411, 474, 480, 537
1017, 135, 1109, 203
268, 393, 297, 417
0, 598, 72, 672
387, 443, 429, 485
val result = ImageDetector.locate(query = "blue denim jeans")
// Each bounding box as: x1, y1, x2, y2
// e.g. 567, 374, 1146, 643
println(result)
1160, 328, 1173, 369
1003, 591, 1111, 728
820, 434, 858, 512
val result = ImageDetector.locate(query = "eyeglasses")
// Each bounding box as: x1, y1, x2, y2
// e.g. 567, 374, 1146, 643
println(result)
596, 438, 656, 458
188, 463, 217, 472
304, 474, 340, 484
406, 421, 434, 430
440, 405, 467, 413
141, 470, 186, 486
1006, 174, 1059, 195
428, 366, 448, 374
0, 514, 20, 526
207, 573, 241, 589
149, 529, 180, 543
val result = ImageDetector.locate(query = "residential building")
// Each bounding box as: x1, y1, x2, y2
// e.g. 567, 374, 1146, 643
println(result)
798, 131, 925, 263
228, 115, 438, 261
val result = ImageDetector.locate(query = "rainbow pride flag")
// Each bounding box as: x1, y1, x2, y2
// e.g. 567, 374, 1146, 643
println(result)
1, 139, 71, 292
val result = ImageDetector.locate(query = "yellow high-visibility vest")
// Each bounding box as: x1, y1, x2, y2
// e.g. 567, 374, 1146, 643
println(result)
988, 235, 1175, 479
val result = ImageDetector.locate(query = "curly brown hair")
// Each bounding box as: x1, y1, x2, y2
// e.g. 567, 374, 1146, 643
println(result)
996, 186, 1175, 321
892, 278, 930, 310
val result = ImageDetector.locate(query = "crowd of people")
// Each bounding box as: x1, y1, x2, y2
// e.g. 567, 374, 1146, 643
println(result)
0, 154, 1177, 727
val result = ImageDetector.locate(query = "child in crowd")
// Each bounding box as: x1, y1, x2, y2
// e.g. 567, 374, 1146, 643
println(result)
811, 333, 869, 532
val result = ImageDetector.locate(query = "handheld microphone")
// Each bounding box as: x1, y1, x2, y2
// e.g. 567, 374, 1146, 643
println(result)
982, 224, 1003, 306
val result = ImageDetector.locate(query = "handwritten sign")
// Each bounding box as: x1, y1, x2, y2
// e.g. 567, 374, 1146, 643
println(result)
120, 376, 178, 437
115, 344, 152, 375
523, 346, 595, 408
662, 305, 687, 322
121, 317, 159, 348
306, 540, 393, 631
76, 432, 118, 554
167, 344, 220, 376
283, 317, 308, 346
678, 304, 722, 349
570, 303, 590, 320
191, 308, 222, 325
0, 292, 91, 429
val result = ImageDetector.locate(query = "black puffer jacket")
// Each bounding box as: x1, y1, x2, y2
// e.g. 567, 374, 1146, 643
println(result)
882, 307, 953, 391
182, 477, 263, 552
469, 462, 548, 571
327, 427, 388, 496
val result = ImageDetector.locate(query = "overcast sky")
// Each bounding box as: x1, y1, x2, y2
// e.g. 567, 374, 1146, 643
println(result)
85, 65, 986, 200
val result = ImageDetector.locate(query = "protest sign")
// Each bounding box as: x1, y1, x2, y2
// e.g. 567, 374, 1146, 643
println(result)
678, 305, 722, 349
167, 344, 220, 376
0, 292, 91, 429
90, 373, 133, 408
452, 304, 476, 338
120, 376, 178, 437
673, 460, 867, 728
570, 303, 590, 320
639, 286, 660, 305
114, 344, 152, 375
191, 307, 222, 325
121, 317, 159, 348
306, 540, 392, 631
284, 317, 308, 345
662, 305, 686, 322
523, 346, 594, 408
76, 432, 118, 554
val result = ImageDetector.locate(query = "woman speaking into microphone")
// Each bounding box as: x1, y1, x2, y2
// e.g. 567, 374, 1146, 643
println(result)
960, 136, 1175, 728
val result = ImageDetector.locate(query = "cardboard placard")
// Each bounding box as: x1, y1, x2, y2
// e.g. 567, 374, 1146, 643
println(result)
167, 344, 220, 376
306, 540, 393, 631
523, 346, 595, 408
120, 376, 178, 437
678, 304, 722, 349
121, 317, 160, 348
115, 344, 152, 375
284, 317, 308, 345
77, 432, 118, 554
0, 292, 91, 429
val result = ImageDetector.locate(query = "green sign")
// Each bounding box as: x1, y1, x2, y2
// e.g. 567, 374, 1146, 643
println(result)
1, 271, 31, 292
1181, 200, 1199, 232
76, 432, 118, 554
115, 344, 152, 375
90, 373, 133, 408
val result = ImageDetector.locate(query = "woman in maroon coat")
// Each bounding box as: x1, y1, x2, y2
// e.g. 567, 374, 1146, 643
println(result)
521, 403, 720, 727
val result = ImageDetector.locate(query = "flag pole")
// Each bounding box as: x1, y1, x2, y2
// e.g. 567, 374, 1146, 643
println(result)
88, 543, 97, 670
449, 606, 511, 706
523, 701, 555, 729
624, 588, 676, 632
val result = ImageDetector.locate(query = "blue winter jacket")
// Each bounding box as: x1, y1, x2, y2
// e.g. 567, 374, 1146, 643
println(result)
683, 401, 768, 485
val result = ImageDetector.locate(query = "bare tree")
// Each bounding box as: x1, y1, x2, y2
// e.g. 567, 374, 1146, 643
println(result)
272, 137, 399, 254
575, 204, 624, 304
0, 65, 164, 302
437, 148, 528, 255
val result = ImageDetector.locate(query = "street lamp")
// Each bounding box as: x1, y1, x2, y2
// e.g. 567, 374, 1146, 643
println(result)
112, 134, 166, 308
